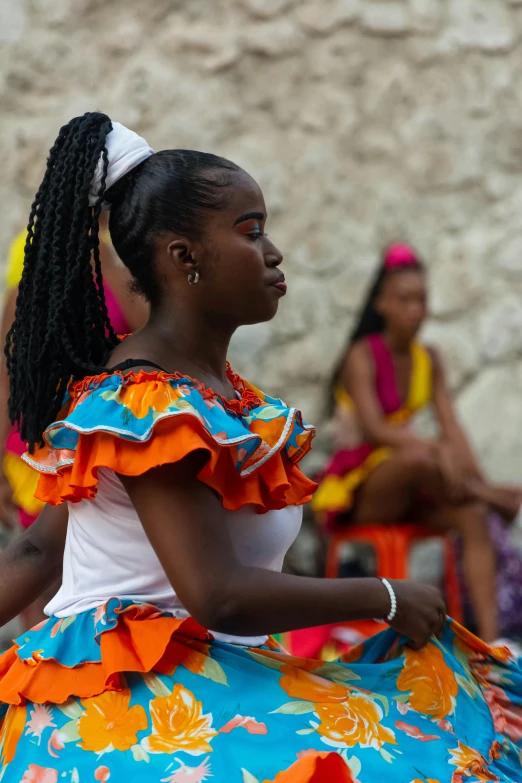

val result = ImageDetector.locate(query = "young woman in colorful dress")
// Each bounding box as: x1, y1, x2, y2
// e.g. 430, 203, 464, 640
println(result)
313, 246, 500, 644
0, 114, 519, 782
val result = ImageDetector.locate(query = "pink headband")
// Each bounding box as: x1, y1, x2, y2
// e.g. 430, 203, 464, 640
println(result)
384, 244, 418, 269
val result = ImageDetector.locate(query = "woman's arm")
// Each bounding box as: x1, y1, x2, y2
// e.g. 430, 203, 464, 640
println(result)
118, 454, 446, 648
343, 342, 437, 454
0, 503, 67, 626
430, 347, 482, 476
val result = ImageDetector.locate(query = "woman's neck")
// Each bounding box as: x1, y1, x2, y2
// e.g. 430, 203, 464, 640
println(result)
382, 331, 412, 356
142, 302, 234, 385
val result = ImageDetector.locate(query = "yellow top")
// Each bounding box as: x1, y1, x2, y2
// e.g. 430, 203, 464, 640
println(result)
334, 342, 432, 419
313, 341, 433, 516
5, 229, 26, 292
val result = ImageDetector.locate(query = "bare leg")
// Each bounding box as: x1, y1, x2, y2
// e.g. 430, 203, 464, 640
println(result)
351, 448, 499, 642
424, 502, 498, 643
353, 446, 442, 523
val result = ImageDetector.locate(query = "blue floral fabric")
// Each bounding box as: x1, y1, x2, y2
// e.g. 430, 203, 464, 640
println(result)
0, 602, 521, 782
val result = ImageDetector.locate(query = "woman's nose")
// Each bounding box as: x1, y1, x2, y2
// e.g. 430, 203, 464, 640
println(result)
265, 241, 283, 267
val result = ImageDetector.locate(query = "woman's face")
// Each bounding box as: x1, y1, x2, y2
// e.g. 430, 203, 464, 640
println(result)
376, 269, 428, 340
188, 170, 285, 327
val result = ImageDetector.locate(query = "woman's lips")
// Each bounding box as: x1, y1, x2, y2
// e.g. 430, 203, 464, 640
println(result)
270, 276, 287, 294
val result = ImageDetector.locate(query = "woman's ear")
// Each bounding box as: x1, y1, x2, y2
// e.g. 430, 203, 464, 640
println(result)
167, 239, 198, 275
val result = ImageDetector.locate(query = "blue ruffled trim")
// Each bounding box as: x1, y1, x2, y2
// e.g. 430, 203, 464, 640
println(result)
14, 598, 171, 668
23, 372, 315, 478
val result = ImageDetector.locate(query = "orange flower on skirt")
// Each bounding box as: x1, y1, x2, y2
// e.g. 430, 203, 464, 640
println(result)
396, 642, 458, 720
314, 694, 396, 750
280, 664, 350, 704
78, 690, 148, 753
143, 684, 216, 755
448, 741, 497, 781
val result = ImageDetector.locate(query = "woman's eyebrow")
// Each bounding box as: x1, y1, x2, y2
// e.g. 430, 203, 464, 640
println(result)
233, 211, 265, 226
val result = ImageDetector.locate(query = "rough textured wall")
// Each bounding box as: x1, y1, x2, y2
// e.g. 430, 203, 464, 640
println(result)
1, 0, 522, 480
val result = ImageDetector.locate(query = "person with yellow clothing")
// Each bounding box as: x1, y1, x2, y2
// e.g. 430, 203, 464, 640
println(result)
314, 244, 499, 643
0, 216, 148, 628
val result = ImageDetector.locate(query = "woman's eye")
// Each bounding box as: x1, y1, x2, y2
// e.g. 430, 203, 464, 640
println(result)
249, 231, 264, 241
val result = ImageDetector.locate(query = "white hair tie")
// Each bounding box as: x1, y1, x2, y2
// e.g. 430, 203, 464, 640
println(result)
88, 121, 154, 209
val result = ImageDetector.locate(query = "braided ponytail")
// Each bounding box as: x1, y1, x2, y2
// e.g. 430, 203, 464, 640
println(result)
7, 113, 242, 451
5, 112, 117, 452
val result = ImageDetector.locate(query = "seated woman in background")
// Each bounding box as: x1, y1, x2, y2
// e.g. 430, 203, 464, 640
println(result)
313, 244, 500, 642
0, 216, 148, 630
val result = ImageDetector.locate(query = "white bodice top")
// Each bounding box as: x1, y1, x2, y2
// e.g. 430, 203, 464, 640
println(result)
46, 467, 303, 647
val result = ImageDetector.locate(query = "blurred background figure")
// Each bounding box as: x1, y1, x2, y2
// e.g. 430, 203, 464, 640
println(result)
0, 215, 148, 630
313, 244, 517, 644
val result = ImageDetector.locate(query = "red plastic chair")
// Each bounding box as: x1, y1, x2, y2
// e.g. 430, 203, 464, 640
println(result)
284, 523, 463, 658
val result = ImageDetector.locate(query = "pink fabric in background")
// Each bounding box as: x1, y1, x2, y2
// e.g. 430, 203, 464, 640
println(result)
4, 284, 129, 529
104, 283, 129, 336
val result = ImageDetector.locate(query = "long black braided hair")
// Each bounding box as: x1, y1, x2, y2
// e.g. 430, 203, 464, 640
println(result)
6, 112, 240, 452
326, 246, 423, 415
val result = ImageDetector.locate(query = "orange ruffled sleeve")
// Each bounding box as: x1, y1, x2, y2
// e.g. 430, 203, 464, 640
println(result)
23, 369, 317, 514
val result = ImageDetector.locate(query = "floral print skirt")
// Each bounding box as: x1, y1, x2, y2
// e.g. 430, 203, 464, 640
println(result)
0, 600, 521, 782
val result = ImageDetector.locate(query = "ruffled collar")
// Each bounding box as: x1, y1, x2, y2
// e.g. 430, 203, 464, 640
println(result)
71, 363, 262, 416
26, 364, 317, 512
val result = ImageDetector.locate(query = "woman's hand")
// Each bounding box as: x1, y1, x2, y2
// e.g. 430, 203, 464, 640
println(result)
385, 579, 446, 649
467, 479, 522, 522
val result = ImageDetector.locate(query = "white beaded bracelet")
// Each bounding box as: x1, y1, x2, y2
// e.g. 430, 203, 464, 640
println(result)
375, 577, 397, 623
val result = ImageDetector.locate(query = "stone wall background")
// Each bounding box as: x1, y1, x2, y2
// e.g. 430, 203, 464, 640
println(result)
2, 0, 522, 481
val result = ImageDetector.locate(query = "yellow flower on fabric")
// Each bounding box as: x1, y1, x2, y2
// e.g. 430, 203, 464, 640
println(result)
448, 741, 497, 781
314, 694, 396, 750
78, 690, 148, 753
397, 642, 458, 720
142, 684, 216, 755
